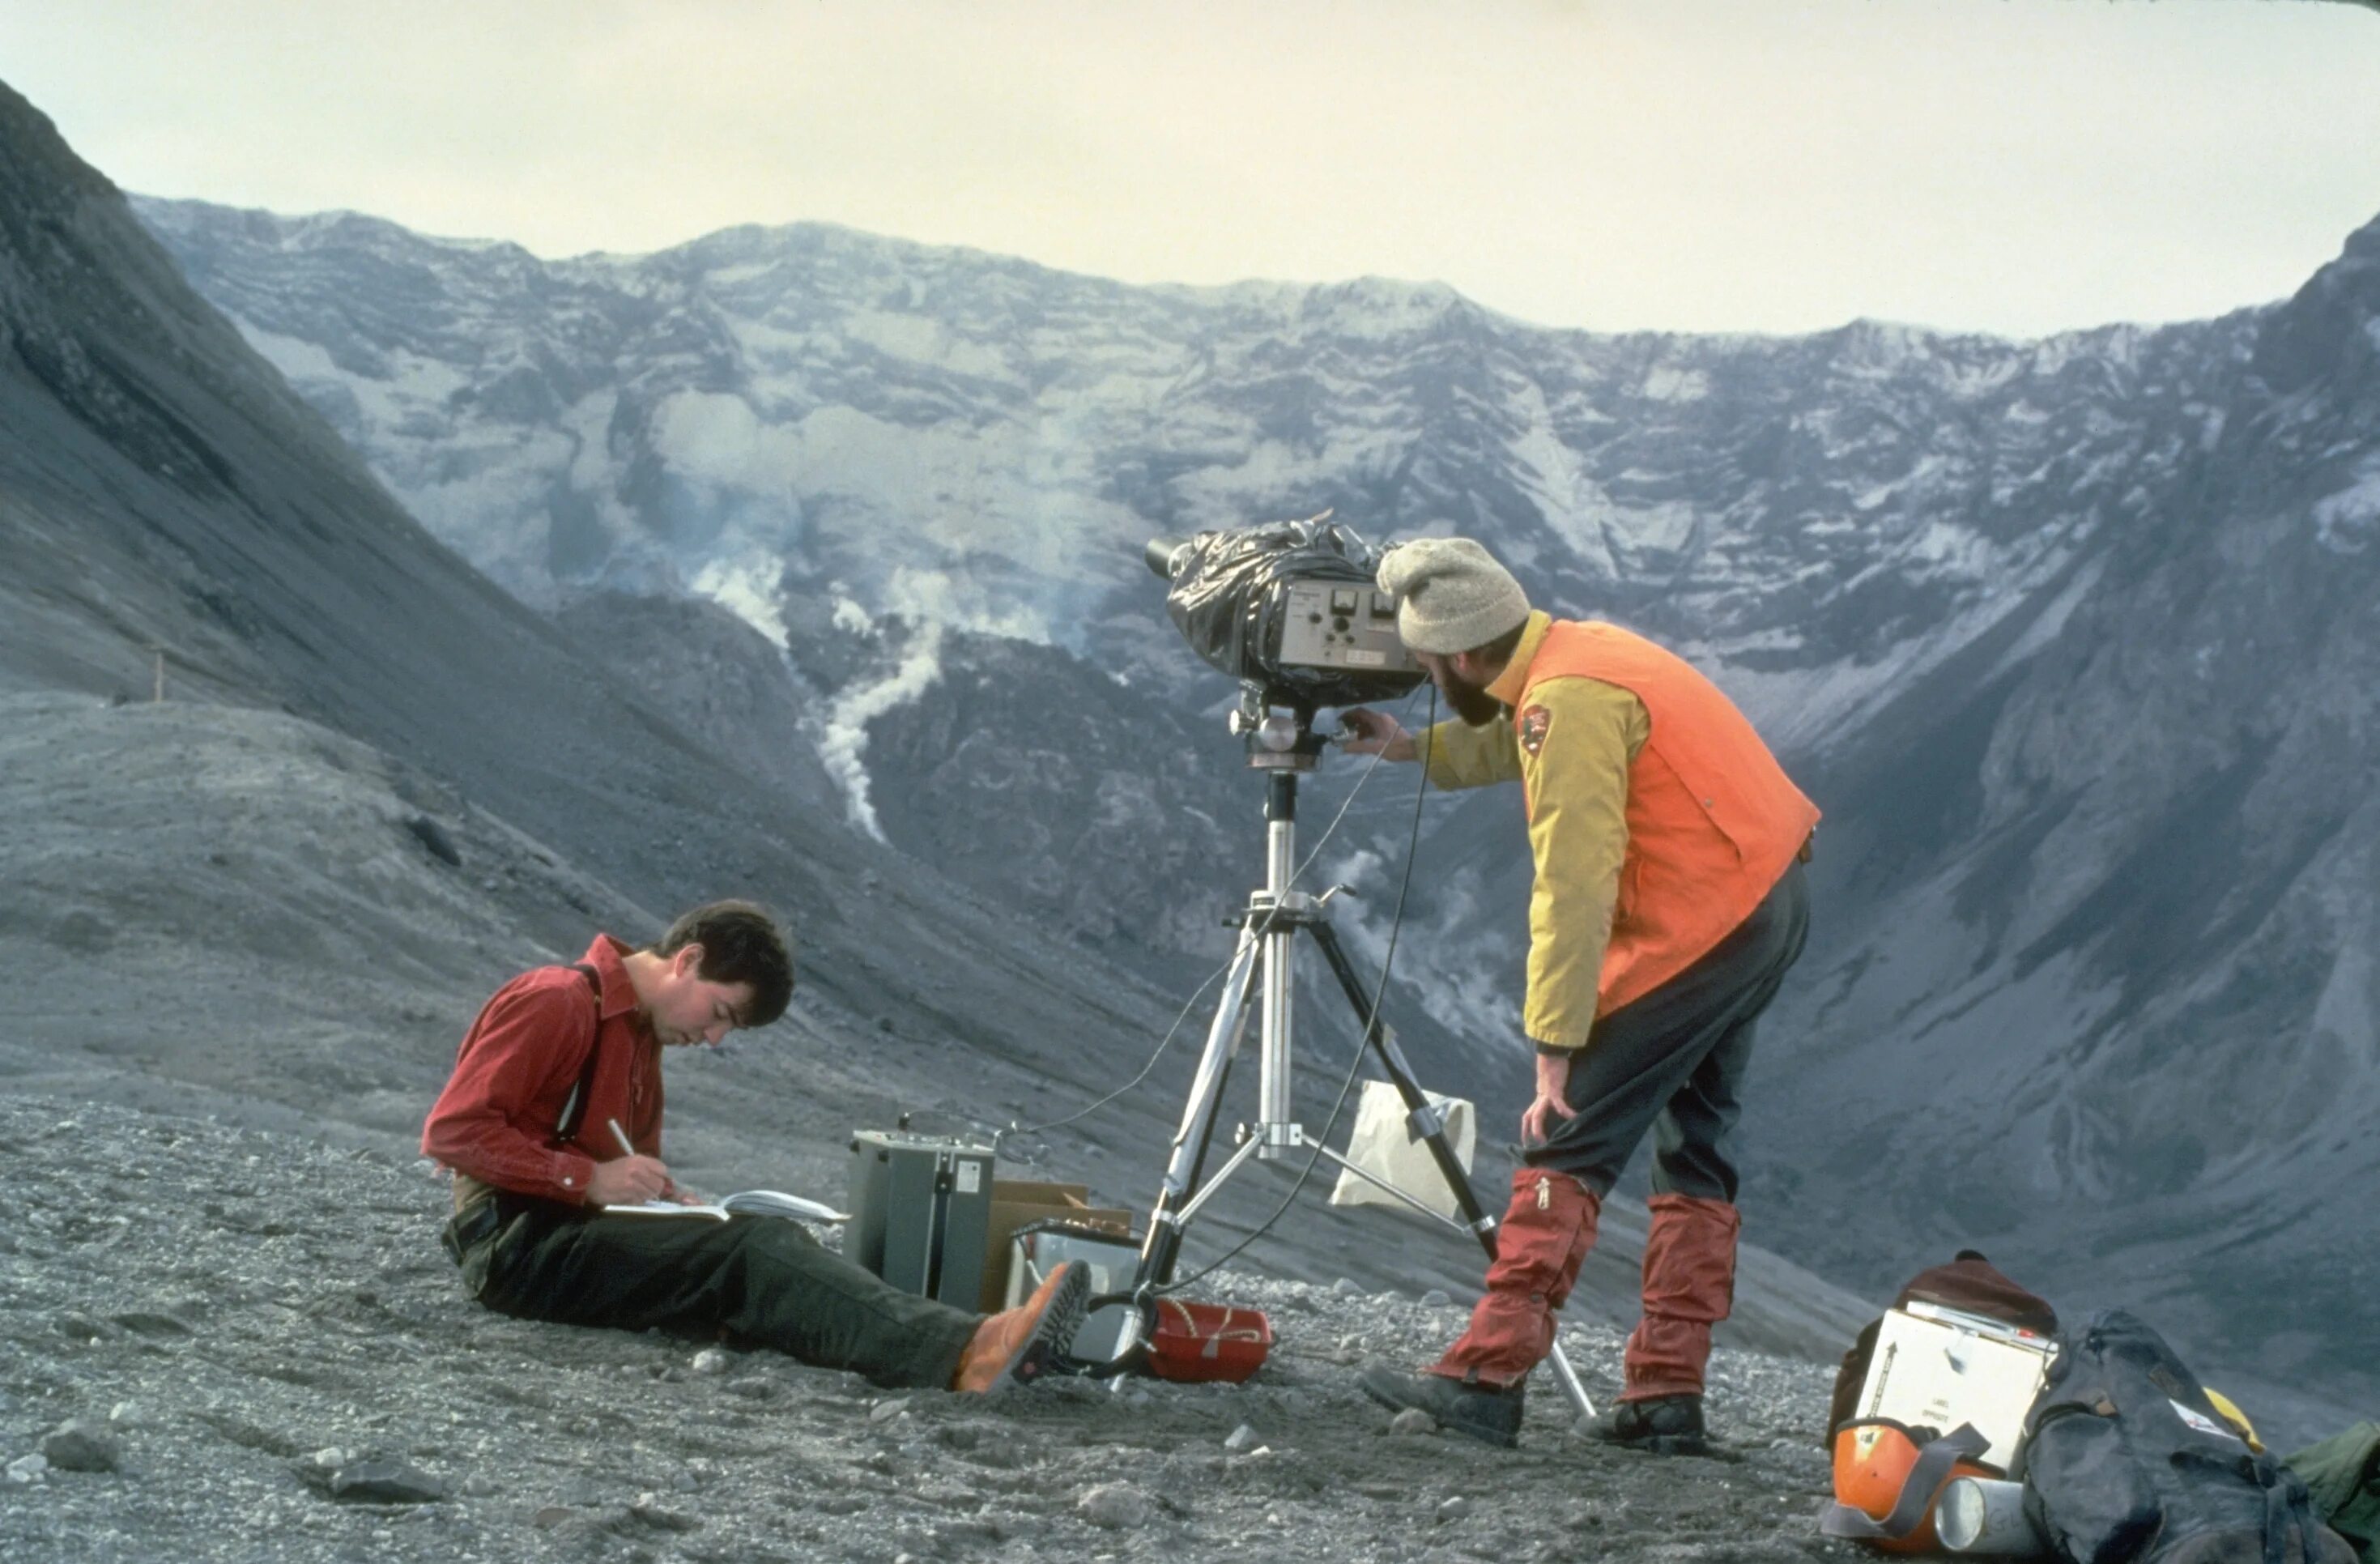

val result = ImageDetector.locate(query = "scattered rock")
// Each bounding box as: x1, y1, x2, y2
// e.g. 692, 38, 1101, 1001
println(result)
1331, 1277, 1364, 1297
689, 1346, 730, 1376
869, 1398, 913, 1425
108, 1401, 147, 1427
1224, 1423, 1259, 1452
1390, 1408, 1437, 1436
1079, 1481, 1155, 1528
327, 1457, 446, 1503
628, 1494, 699, 1532
1436, 1495, 1472, 1524
1420, 1289, 1452, 1307
460, 1474, 499, 1498
402, 814, 461, 867
6, 1454, 47, 1485
41, 1419, 121, 1473
723, 1374, 776, 1400
53, 1311, 110, 1342
531, 1506, 577, 1529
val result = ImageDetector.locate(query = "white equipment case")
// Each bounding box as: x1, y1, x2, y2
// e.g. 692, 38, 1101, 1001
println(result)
1858, 1300, 2057, 1468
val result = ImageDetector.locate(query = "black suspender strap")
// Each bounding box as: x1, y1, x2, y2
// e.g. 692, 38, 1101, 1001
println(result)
551, 963, 605, 1148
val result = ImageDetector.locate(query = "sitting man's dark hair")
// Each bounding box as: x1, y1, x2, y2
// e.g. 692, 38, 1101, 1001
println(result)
652, 900, 795, 1027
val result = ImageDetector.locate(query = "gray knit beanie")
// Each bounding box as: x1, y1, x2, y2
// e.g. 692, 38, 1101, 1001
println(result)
1377, 537, 1531, 654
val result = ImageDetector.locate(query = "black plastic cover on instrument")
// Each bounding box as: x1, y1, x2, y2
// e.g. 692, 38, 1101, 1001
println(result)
1157, 515, 1419, 709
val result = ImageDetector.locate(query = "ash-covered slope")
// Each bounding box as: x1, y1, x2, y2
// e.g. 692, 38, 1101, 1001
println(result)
1744, 216, 2380, 1413
0, 75, 1173, 1118
0, 1095, 1849, 1564
0, 78, 1871, 1361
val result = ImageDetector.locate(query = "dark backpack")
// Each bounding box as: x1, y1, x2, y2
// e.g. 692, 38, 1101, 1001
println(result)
2017, 1310, 2354, 1564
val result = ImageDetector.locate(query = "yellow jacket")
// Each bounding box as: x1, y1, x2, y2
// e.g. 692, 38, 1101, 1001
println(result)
1420, 612, 1648, 1047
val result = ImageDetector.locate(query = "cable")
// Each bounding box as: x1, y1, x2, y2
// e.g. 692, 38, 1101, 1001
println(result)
991, 682, 1429, 1154
990, 954, 1235, 1152
1284, 696, 1411, 890
1156, 683, 1439, 1294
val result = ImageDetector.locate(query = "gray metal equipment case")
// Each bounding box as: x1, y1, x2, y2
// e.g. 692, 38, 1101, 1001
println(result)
844, 1130, 995, 1310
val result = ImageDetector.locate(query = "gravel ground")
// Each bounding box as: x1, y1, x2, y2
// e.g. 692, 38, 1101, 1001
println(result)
0, 1093, 1856, 1564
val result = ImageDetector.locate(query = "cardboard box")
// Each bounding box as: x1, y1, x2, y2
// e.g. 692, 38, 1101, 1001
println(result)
979, 1179, 1133, 1310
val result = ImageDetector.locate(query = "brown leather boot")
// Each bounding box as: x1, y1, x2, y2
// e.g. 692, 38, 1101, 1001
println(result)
952, 1260, 1090, 1394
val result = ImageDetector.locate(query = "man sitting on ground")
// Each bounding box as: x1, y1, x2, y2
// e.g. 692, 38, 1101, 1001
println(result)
423, 899, 1084, 1391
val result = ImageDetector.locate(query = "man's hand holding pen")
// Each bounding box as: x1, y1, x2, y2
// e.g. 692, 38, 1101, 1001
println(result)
587, 1117, 679, 1206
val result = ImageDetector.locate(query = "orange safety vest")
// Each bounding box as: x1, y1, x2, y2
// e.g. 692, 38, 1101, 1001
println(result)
1518, 621, 1820, 1016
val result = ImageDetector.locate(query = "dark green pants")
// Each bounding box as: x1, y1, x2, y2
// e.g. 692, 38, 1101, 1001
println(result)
445, 1198, 980, 1389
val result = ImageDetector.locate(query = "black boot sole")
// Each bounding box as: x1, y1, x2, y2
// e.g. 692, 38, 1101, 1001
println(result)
1357, 1369, 1521, 1449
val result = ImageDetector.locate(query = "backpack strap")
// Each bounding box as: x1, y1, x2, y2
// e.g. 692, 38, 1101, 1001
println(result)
1823, 1423, 1992, 1542
2258, 1450, 2340, 1564
550, 963, 604, 1148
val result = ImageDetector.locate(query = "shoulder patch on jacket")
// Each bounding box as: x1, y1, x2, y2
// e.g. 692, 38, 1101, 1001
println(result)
1518, 704, 1552, 756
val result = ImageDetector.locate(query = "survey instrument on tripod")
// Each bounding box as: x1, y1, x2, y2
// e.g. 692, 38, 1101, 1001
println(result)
1096, 522, 1597, 1417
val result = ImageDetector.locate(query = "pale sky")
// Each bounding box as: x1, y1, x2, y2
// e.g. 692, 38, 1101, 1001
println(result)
6, 0, 2379, 337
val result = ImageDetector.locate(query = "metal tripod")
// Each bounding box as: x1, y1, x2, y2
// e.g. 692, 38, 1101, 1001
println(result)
1109, 710, 1595, 1419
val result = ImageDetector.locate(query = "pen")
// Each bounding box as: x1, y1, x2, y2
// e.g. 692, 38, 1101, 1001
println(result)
607, 1118, 636, 1159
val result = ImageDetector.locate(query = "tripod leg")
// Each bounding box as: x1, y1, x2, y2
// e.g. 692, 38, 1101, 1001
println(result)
1113, 929, 1262, 1364
1309, 922, 1599, 1421
1309, 921, 1498, 1256
1544, 1332, 1599, 1420
1171, 952, 1262, 1270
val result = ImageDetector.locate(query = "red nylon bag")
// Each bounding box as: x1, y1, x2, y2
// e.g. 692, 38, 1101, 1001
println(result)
1145, 1299, 1272, 1383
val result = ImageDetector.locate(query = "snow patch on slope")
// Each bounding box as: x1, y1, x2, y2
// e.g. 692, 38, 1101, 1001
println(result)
2312, 468, 2380, 554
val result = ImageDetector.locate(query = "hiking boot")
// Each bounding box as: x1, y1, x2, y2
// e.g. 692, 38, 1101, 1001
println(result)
1358, 1365, 1525, 1448
1590, 1392, 1709, 1455
952, 1261, 1088, 1394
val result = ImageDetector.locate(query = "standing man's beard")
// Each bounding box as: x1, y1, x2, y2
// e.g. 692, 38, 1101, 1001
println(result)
1436, 668, 1505, 728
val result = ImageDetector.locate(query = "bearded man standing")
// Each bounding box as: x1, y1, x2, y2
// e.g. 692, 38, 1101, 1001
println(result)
1343, 539, 1816, 1453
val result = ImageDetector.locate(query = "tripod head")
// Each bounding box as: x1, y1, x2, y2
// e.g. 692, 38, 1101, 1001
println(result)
1227, 683, 1326, 770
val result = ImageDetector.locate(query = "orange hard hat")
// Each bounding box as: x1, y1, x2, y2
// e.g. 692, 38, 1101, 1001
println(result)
1831, 1419, 1995, 1553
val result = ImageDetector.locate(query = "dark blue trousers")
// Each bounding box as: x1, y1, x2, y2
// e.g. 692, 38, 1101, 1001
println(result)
1526, 861, 1811, 1202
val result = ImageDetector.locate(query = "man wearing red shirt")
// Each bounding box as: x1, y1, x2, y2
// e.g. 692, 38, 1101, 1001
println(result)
424, 900, 1086, 1392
